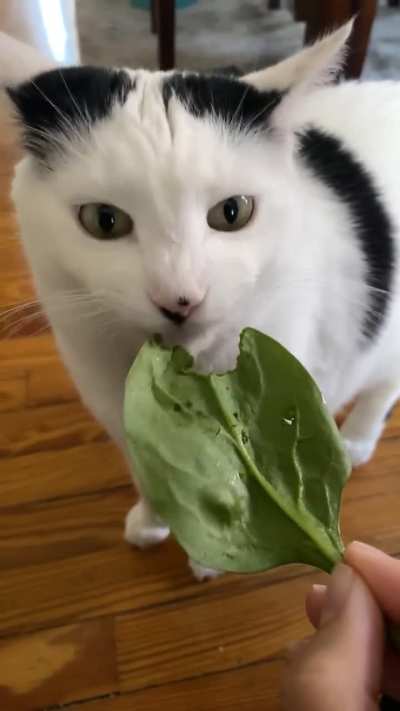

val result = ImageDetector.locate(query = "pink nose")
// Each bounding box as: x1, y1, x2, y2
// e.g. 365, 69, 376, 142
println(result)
152, 294, 202, 325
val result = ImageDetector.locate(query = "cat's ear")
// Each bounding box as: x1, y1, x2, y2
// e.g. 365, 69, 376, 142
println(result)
6, 66, 134, 163
243, 20, 353, 131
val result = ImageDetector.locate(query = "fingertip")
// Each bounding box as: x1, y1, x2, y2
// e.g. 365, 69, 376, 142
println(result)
345, 540, 394, 567
346, 540, 383, 559
344, 541, 400, 621
305, 584, 327, 629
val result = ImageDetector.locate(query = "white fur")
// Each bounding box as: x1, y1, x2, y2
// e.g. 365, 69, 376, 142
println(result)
124, 499, 170, 548
9, 26, 400, 578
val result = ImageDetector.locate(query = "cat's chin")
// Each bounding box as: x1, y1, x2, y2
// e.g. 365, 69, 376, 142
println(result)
159, 320, 210, 348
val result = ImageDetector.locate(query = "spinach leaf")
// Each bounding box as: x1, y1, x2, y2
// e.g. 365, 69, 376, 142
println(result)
124, 328, 350, 574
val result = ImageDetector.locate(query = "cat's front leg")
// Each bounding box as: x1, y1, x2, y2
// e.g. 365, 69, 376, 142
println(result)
50, 321, 171, 549
188, 560, 222, 582
341, 379, 400, 467
124, 499, 170, 548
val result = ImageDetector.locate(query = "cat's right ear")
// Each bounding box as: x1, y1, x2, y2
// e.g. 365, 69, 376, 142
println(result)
6, 66, 134, 163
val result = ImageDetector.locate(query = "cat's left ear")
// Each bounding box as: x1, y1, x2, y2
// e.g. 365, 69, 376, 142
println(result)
243, 20, 353, 131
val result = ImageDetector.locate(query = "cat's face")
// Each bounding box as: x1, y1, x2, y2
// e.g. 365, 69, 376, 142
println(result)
11, 68, 296, 341
8, 24, 351, 348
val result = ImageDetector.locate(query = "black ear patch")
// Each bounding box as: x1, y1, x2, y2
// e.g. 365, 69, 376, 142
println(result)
163, 73, 282, 134
7, 66, 135, 163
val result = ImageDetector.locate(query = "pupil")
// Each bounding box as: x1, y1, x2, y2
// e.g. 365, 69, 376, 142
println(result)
98, 206, 116, 232
224, 198, 239, 224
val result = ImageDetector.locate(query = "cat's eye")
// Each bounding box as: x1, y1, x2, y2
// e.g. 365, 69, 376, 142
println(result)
78, 203, 133, 240
207, 195, 254, 232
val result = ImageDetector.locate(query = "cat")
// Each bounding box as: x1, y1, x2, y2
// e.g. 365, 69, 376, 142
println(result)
6, 22, 400, 579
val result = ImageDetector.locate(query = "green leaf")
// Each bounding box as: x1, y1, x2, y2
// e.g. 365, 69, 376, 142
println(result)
124, 328, 350, 574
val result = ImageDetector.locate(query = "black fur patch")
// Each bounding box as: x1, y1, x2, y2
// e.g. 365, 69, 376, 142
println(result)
7, 66, 135, 162
163, 73, 282, 133
299, 128, 394, 339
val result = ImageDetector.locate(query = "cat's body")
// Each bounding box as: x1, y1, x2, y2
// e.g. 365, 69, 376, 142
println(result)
7, 24, 400, 576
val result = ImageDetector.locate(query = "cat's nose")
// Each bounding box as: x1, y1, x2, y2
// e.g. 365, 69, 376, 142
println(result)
152, 294, 203, 325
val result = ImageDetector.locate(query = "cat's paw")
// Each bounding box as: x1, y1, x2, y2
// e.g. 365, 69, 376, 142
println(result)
124, 501, 170, 549
189, 559, 222, 582
343, 437, 377, 468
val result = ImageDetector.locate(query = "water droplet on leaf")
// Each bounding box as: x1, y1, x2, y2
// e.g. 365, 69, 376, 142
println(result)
282, 409, 296, 426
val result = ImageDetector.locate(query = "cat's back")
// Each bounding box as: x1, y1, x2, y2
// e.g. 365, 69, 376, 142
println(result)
296, 80, 400, 226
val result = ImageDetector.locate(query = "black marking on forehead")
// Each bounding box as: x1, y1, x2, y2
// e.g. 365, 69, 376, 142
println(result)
299, 127, 394, 340
163, 73, 282, 133
7, 66, 135, 163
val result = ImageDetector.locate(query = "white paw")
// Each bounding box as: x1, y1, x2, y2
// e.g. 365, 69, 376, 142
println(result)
189, 559, 223, 582
124, 502, 170, 549
343, 437, 377, 468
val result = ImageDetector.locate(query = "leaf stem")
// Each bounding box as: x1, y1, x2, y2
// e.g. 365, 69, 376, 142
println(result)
238, 441, 342, 571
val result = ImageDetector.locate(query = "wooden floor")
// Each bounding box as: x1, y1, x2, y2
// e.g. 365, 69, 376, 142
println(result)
1, 120, 400, 711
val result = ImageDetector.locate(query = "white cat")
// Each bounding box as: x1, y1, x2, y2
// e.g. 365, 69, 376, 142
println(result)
7, 23, 400, 579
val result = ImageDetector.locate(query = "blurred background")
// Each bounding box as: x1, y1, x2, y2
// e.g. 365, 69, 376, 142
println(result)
0, 1, 399, 82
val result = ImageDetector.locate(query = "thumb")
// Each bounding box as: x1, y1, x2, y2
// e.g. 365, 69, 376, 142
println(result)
282, 564, 385, 711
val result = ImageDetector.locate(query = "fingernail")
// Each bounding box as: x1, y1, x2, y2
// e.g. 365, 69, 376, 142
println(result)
320, 564, 354, 626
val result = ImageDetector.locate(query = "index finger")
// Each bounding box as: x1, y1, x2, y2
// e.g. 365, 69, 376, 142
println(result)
344, 542, 400, 623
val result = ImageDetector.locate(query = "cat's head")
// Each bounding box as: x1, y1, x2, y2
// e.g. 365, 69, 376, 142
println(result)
7, 22, 351, 345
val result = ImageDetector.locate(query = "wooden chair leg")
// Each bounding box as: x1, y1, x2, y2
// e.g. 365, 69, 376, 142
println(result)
299, 0, 377, 78
294, 0, 312, 22
150, 0, 158, 34
156, 0, 175, 70
349, 0, 378, 78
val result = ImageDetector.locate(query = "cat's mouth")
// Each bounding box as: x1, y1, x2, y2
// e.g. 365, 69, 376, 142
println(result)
159, 307, 188, 326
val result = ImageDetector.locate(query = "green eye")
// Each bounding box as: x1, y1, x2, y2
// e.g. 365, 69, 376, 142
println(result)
78, 203, 133, 240
207, 195, 254, 232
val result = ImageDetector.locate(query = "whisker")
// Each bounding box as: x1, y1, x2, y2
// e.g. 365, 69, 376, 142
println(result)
58, 70, 88, 128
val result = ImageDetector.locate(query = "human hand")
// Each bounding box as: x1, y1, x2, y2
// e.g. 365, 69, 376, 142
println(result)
282, 541, 400, 710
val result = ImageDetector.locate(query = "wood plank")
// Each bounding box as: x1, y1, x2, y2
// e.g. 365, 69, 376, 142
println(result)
114, 575, 314, 692
72, 659, 282, 711
0, 212, 18, 236
2, 439, 398, 572
0, 241, 29, 276
27, 359, 77, 406
0, 618, 118, 711
0, 333, 57, 363
0, 541, 308, 640
0, 274, 33, 309
0, 543, 192, 638
0, 401, 105, 459
0, 437, 399, 639
0, 376, 26, 413
0, 488, 131, 570
0, 440, 129, 508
